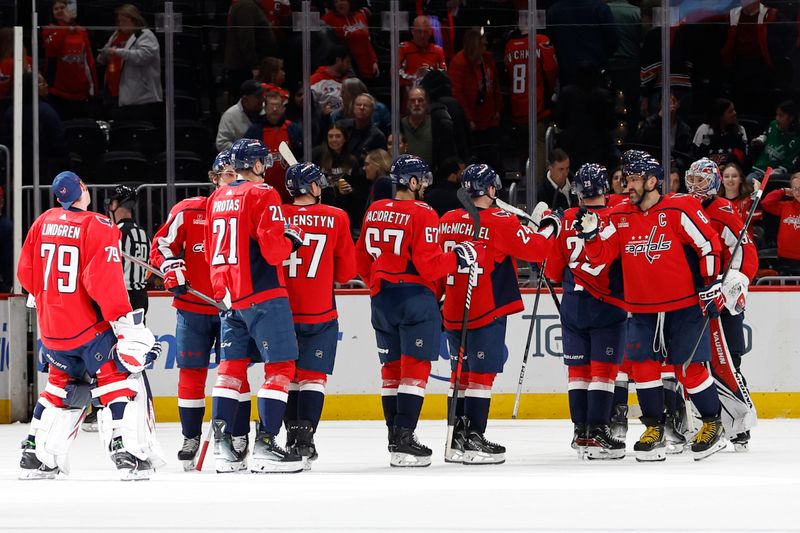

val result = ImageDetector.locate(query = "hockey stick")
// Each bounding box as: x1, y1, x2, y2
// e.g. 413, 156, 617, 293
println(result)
541, 274, 561, 315
194, 420, 215, 471
445, 188, 482, 460
279, 141, 298, 166
682, 167, 772, 373
512, 260, 547, 419
121, 251, 230, 312
495, 198, 537, 226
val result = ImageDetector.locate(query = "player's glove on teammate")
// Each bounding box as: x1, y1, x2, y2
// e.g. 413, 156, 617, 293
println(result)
111, 309, 158, 373
699, 276, 724, 319
453, 241, 481, 269
529, 201, 563, 238
575, 206, 600, 240
160, 258, 187, 295
284, 223, 305, 252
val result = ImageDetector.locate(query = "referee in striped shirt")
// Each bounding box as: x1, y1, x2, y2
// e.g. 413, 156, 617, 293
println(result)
106, 185, 150, 314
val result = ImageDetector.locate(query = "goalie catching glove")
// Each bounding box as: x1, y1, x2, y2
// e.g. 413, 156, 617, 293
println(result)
160, 258, 187, 295
111, 309, 161, 373
721, 270, 749, 316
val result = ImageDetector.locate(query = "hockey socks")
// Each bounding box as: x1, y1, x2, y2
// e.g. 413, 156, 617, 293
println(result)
448, 371, 468, 421
381, 360, 400, 428
256, 361, 295, 435
587, 362, 617, 425
394, 356, 430, 429
464, 372, 495, 434
296, 369, 327, 430
632, 360, 665, 422
212, 360, 249, 434
178, 368, 208, 439
678, 363, 721, 417
567, 365, 590, 425
233, 379, 251, 437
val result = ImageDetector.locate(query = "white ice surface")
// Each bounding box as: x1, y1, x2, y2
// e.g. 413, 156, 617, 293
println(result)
1, 419, 799, 533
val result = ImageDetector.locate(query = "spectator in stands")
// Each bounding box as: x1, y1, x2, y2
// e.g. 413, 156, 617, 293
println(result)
401, 86, 456, 172
669, 166, 685, 194
691, 97, 748, 166
331, 78, 391, 135
610, 166, 624, 194
335, 93, 386, 163
215, 80, 265, 151
285, 81, 304, 123
553, 64, 615, 170
97, 4, 162, 125
546, 0, 619, 86
42, 0, 98, 120
424, 156, 465, 217
636, 94, 692, 166
450, 28, 503, 172
256, 56, 288, 101
749, 100, 800, 183
0, 185, 11, 292
322, 0, 379, 80
606, 0, 642, 140
224, 0, 274, 101
761, 172, 800, 274
399, 16, 446, 91
639, 10, 692, 118
310, 45, 352, 116
313, 123, 362, 236
535, 148, 576, 210
720, 162, 758, 226
364, 148, 393, 204
0, 29, 31, 111
387, 132, 408, 155
245, 90, 303, 203
420, 69, 470, 162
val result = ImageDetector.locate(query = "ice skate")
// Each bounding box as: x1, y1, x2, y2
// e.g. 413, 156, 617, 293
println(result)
463, 430, 506, 465
731, 430, 750, 452
110, 436, 153, 481
212, 419, 247, 473
571, 423, 589, 457
665, 413, 687, 454
286, 420, 317, 470
444, 417, 468, 464
19, 437, 60, 480
633, 420, 667, 462
390, 427, 432, 467
251, 430, 304, 473
691, 416, 726, 461
585, 424, 626, 460
610, 405, 628, 441
81, 408, 99, 433
177, 435, 200, 471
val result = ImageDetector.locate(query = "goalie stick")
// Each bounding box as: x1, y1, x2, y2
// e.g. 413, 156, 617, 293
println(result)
279, 141, 298, 166
445, 188, 482, 460
682, 167, 772, 372
121, 251, 230, 311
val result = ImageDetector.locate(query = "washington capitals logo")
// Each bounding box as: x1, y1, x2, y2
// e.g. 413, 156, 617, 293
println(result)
59, 186, 67, 195
784, 215, 800, 230
624, 226, 672, 263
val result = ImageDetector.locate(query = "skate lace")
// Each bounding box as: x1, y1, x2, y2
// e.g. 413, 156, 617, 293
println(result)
692, 421, 718, 445
640, 426, 663, 444
181, 436, 200, 453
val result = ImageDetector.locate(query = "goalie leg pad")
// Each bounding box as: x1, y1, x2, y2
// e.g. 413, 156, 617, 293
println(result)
94, 361, 137, 405
28, 399, 86, 474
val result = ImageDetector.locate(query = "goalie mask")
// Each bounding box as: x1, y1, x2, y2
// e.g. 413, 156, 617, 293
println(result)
685, 158, 721, 200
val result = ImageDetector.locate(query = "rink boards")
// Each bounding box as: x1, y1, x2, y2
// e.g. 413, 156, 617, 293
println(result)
1, 288, 799, 422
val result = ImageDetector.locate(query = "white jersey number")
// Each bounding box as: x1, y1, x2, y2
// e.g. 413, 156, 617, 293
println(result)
283, 233, 327, 278
211, 217, 239, 266
443, 240, 484, 286
566, 236, 605, 277
365, 227, 404, 259
40, 243, 79, 293
512, 64, 526, 94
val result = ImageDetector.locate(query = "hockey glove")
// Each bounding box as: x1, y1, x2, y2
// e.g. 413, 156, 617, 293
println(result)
284, 223, 305, 253
575, 206, 600, 240
529, 201, 550, 227
721, 270, 749, 316
453, 241, 480, 269
539, 208, 564, 239
160, 258, 187, 295
111, 309, 157, 373
699, 277, 724, 319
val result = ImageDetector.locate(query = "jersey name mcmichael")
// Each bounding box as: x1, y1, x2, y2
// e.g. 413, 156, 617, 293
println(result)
439, 221, 490, 240
286, 214, 335, 228
364, 210, 411, 225
212, 199, 241, 213
41, 223, 80, 239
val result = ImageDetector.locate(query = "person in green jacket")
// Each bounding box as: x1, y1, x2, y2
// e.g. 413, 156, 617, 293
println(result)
748, 100, 800, 184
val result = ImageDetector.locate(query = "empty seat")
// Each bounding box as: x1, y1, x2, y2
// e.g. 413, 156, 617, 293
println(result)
109, 122, 161, 156
153, 151, 207, 181
62, 119, 107, 164
96, 151, 150, 183
174, 92, 201, 120
175, 120, 213, 156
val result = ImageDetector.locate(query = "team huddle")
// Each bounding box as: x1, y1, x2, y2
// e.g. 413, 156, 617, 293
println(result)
15, 137, 758, 479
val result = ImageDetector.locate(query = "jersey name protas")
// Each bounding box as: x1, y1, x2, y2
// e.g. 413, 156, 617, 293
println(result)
41, 223, 80, 239
212, 198, 240, 213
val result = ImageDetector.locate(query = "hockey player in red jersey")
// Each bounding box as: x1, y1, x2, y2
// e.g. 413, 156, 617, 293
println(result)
439, 164, 560, 464
575, 151, 727, 461
281, 162, 357, 467
356, 154, 481, 467
18, 171, 162, 480
205, 138, 306, 473
685, 158, 759, 451
149, 149, 237, 469
546, 163, 627, 460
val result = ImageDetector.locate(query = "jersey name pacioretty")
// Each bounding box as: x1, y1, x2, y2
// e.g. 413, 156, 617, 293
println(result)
212, 198, 241, 213
365, 210, 410, 226
41, 223, 80, 239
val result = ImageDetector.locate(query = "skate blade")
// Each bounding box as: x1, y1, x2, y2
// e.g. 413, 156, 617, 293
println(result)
693, 440, 727, 461
585, 448, 625, 461
81, 423, 98, 433
250, 457, 304, 473
180, 458, 197, 472
390, 452, 431, 467
214, 458, 247, 473
19, 468, 59, 480
462, 451, 505, 465
634, 448, 667, 462
444, 450, 465, 464
120, 468, 152, 481
666, 442, 687, 455
301, 457, 312, 471
733, 441, 749, 453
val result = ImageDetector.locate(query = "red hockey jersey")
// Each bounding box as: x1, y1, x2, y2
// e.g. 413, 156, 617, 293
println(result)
761, 189, 800, 260
18, 208, 132, 350
503, 33, 558, 125
42, 23, 98, 101
702, 196, 758, 281
322, 10, 378, 79
546, 205, 625, 308
282, 203, 357, 323
398, 41, 446, 85
356, 199, 457, 296
150, 196, 217, 315
205, 180, 292, 309
439, 207, 553, 329
584, 194, 722, 313
258, 121, 292, 203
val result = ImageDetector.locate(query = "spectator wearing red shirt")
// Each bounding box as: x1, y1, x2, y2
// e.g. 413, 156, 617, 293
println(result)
42, 0, 98, 120
761, 173, 800, 274
322, 0, 379, 80
450, 28, 503, 172
399, 16, 446, 89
